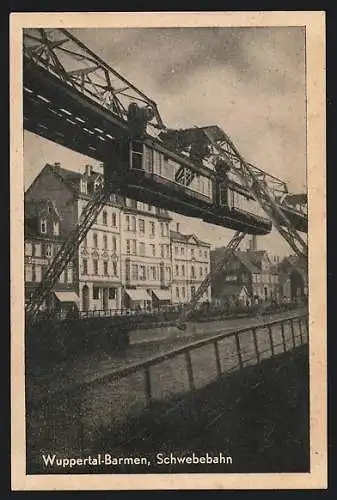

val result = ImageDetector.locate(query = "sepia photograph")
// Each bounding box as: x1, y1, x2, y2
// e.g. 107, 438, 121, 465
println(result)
10, 12, 326, 490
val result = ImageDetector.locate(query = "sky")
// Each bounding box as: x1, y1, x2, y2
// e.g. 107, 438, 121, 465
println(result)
24, 26, 307, 257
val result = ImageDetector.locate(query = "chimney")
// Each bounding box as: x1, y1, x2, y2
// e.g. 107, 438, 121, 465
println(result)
53, 162, 61, 170
176, 222, 180, 233
85, 164, 92, 176
249, 235, 257, 251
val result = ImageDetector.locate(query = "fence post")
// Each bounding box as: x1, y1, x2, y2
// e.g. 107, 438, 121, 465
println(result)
268, 325, 275, 357
213, 341, 222, 378
298, 318, 303, 344
144, 366, 152, 405
252, 328, 260, 363
305, 316, 309, 339
234, 333, 243, 370
280, 321, 287, 352
185, 350, 195, 391
290, 319, 296, 349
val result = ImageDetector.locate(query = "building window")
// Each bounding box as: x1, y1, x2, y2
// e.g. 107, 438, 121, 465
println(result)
103, 261, 108, 275
175, 246, 178, 255
93, 286, 99, 300
204, 266, 208, 275
109, 288, 116, 300
53, 221, 60, 236
139, 242, 145, 257
125, 215, 130, 231
44, 243, 53, 258
81, 179, 87, 194
147, 204, 153, 212
32, 243, 41, 257
166, 266, 171, 281
112, 236, 117, 251
191, 285, 196, 297
150, 244, 156, 257
83, 259, 88, 275
140, 265, 146, 281
151, 266, 157, 280
191, 266, 195, 279
181, 265, 185, 277
111, 212, 117, 227
199, 249, 202, 258
40, 218, 47, 234
160, 245, 165, 258
93, 233, 98, 248
175, 265, 179, 276
139, 219, 145, 233
191, 248, 195, 259
160, 222, 165, 237
102, 211, 108, 225
82, 235, 87, 247
200, 267, 203, 278
132, 264, 138, 280
181, 247, 185, 256
25, 264, 32, 282
176, 287, 180, 299
93, 259, 98, 275
67, 267, 73, 283
131, 216, 136, 232
126, 240, 131, 255
182, 287, 186, 298
149, 221, 155, 236
25, 242, 32, 256
166, 245, 170, 258
32, 264, 36, 282
112, 261, 117, 276
103, 234, 108, 250
204, 249, 208, 259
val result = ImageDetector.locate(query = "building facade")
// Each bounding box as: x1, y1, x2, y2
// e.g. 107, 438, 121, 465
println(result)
170, 224, 211, 305
24, 199, 77, 316
211, 247, 281, 305
27, 163, 217, 313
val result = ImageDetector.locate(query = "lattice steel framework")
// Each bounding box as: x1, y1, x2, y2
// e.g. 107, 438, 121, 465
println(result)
23, 28, 165, 132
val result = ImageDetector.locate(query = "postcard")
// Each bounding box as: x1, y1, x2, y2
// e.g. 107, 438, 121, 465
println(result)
10, 11, 326, 490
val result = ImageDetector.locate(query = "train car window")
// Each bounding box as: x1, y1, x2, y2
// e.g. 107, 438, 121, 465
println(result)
144, 146, 154, 173
130, 141, 143, 170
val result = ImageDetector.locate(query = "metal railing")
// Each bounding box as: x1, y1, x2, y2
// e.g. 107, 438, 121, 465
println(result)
27, 312, 308, 466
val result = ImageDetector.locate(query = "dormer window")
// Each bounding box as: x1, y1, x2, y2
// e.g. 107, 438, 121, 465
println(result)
53, 221, 60, 236
81, 179, 88, 194
40, 218, 47, 234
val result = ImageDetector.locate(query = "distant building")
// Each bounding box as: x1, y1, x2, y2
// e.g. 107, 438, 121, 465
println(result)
24, 198, 77, 316
278, 255, 308, 300
170, 223, 211, 305
211, 245, 280, 305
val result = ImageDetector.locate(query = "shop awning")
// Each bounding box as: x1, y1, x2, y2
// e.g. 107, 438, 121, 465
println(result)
125, 289, 152, 301
54, 291, 79, 303
152, 289, 171, 301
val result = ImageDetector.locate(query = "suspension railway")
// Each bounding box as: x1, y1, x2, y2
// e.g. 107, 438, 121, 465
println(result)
22, 28, 308, 321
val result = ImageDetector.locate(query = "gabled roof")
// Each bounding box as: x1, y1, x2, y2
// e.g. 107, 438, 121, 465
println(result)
170, 230, 210, 247
25, 199, 61, 220
235, 251, 261, 274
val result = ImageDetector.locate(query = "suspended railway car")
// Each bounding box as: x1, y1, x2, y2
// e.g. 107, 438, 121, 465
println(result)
104, 139, 272, 235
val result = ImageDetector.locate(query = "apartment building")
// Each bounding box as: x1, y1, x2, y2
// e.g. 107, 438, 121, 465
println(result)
121, 200, 172, 310
25, 163, 175, 312
170, 224, 211, 305
24, 199, 77, 316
